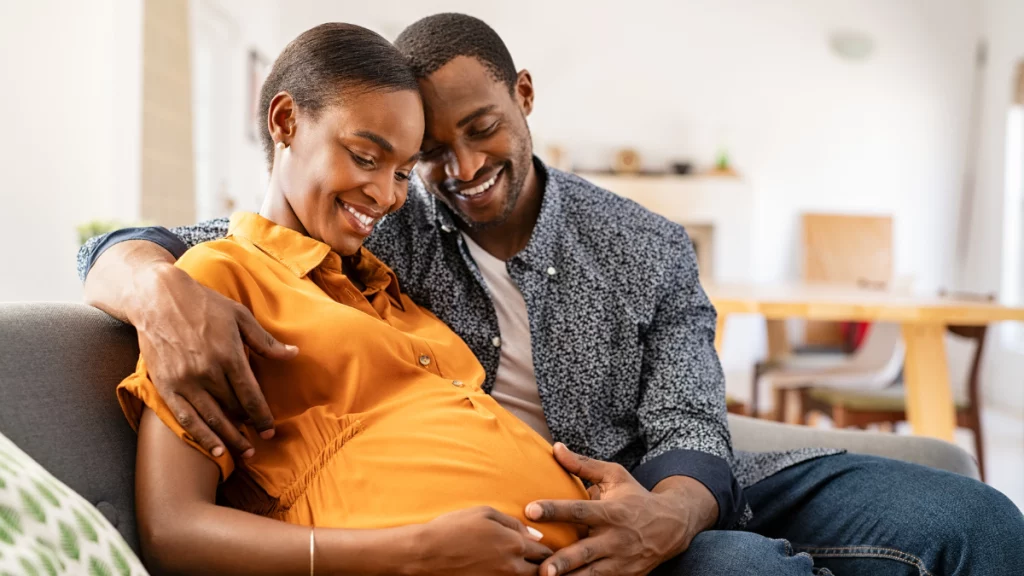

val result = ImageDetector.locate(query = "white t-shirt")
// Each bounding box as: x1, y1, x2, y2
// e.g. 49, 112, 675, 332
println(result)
462, 233, 554, 442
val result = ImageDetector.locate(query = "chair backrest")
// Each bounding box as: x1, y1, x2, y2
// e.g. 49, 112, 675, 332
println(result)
801, 213, 894, 347
939, 290, 993, 407
802, 213, 894, 285
0, 303, 141, 553
810, 322, 905, 390
845, 322, 906, 384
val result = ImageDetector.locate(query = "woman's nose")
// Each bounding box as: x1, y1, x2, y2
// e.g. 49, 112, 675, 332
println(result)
362, 174, 397, 210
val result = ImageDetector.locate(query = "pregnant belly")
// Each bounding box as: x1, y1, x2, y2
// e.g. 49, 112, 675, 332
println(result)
278, 390, 588, 550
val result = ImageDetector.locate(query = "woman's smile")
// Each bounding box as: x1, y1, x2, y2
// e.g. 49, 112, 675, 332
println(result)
337, 198, 384, 236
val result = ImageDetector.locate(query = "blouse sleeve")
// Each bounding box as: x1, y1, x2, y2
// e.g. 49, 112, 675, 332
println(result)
116, 242, 256, 481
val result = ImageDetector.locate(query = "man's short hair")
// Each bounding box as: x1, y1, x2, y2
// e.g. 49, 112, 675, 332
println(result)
394, 13, 517, 93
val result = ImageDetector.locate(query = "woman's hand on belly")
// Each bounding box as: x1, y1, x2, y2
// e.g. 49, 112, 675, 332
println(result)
406, 506, 552, 576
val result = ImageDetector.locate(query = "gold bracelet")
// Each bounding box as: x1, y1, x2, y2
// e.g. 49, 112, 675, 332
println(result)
310, 527, 315, 576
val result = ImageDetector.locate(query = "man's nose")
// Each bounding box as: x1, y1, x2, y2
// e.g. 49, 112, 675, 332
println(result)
445, 145, 486, 182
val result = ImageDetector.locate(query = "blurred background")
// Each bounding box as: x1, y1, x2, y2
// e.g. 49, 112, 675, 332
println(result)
0, 1, 1021, 505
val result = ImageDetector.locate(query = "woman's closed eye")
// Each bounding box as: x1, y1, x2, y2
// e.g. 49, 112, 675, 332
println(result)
394, 171, 410, 182
350, 151, 376, 169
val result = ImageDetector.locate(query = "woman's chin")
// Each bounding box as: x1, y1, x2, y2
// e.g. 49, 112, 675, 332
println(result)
329, 234, 366, 257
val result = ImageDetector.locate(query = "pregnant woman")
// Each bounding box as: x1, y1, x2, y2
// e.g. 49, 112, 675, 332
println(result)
118, 23, 586, 576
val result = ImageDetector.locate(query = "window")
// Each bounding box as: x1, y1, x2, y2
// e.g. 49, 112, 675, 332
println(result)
1001, 62, 1024, 350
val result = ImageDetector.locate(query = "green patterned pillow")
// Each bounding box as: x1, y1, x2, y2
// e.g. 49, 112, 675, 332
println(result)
0, 432, 148, 576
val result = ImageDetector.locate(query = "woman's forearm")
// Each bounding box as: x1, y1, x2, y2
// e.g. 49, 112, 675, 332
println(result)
145, 502, 423, 576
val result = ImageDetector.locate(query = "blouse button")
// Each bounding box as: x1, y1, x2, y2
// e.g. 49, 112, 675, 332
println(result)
546, 266, 557, 276
491, 336, 502, 348
419, 355, 431, 366
452, 380, 464, 387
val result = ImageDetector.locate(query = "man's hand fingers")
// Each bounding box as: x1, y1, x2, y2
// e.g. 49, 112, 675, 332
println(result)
563, 558, 619, 576
538, 536, 608, 576
224, 343, 276, 439
182, 389, 254, 458
552, 443, 624, 484
235, 305, 298, 360
522, 538, 554, 563
168, 393, 225, 458
526, 499, 604, 525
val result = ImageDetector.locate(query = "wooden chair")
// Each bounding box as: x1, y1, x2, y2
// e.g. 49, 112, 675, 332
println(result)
801, 213, 893, 348
748, 213, 895, 418
800, 322, 989, 480
763, 322, 905, 423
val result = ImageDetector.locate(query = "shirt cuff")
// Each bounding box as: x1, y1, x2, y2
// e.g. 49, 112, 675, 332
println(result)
85, 226, 189, 278
631, 449, 746, 529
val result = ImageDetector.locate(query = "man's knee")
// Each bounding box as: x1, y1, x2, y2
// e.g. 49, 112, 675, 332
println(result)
825, 455, 1024, 565
656, 531, 816, 576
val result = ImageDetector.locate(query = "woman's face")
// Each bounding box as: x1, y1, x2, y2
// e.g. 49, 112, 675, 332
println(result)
273, 89, 424, 256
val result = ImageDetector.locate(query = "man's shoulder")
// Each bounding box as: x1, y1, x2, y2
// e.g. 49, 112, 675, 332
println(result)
551, 169, 690, 255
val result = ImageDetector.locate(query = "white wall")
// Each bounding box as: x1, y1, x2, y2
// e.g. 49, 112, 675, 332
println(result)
962, 0, 1024, 416
188, 0, 282, 217
0, 0, 142, 302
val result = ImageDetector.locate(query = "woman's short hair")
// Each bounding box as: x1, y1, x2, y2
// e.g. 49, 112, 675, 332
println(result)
258, 23, 418, 169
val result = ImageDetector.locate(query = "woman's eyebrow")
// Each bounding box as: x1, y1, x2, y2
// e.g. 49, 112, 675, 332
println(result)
353, 130, 393, 152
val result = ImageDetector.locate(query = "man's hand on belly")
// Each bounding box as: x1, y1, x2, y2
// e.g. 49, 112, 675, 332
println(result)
525, 443, 717, 576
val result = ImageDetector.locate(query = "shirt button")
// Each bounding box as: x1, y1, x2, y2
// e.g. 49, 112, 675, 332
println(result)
546, 266, 557, 276
491, 336, 502, 348
452, 380, 464, 387
419, 355, 431, 366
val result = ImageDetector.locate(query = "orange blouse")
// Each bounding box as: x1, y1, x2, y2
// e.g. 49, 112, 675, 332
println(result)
118, 212, 586, 549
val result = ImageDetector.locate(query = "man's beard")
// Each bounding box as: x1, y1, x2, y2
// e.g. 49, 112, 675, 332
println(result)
452, 138, 532, 231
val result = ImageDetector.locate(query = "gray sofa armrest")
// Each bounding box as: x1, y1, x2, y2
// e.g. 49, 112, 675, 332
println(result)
728, 414, 980, 480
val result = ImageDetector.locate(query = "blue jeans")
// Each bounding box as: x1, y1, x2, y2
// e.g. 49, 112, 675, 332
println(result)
653, 454, 1024, 575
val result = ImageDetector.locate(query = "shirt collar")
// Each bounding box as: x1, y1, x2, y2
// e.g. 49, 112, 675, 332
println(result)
228, 212, 403, 301
423, 156, 564, 270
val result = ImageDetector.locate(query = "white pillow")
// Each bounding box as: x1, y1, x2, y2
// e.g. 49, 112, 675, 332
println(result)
0, 432, 148, 575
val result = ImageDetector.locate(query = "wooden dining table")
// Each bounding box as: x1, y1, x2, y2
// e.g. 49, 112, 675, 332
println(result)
707, 283, 1024, 442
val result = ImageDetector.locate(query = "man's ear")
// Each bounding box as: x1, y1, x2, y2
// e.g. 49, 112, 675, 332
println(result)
515, 69, 534, 116
267, 92, 298, 147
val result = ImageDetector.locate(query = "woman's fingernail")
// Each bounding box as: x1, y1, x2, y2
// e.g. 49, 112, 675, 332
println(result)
527, 526, 544, 541
242, 448, 255, 459
547, 565, 557, 576
211, 446, 224, 457
260, 429, 276, 440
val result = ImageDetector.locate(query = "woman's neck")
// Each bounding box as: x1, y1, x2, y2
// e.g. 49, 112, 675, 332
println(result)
259, 183, 308, 236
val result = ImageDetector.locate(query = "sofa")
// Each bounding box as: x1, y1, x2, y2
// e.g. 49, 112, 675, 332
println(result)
0, 302, 980, 554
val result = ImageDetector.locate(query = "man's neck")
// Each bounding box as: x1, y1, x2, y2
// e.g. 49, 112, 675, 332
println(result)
461, 160, 543, 262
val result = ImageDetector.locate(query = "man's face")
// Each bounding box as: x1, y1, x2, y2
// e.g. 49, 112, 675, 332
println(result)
415, 56, 534, 229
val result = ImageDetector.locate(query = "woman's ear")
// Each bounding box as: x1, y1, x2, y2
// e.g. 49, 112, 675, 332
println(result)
267, 92, 297, 148
515, 69, 534, 116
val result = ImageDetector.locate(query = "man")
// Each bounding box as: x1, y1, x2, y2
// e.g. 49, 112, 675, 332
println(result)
79, 13, 1023, 575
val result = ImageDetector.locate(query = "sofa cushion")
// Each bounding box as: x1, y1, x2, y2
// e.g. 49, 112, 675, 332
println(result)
0, 431, 148, 575
0, 303, 142, 553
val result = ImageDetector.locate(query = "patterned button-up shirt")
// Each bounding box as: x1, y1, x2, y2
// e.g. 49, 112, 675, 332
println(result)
79, 158, 840, 529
